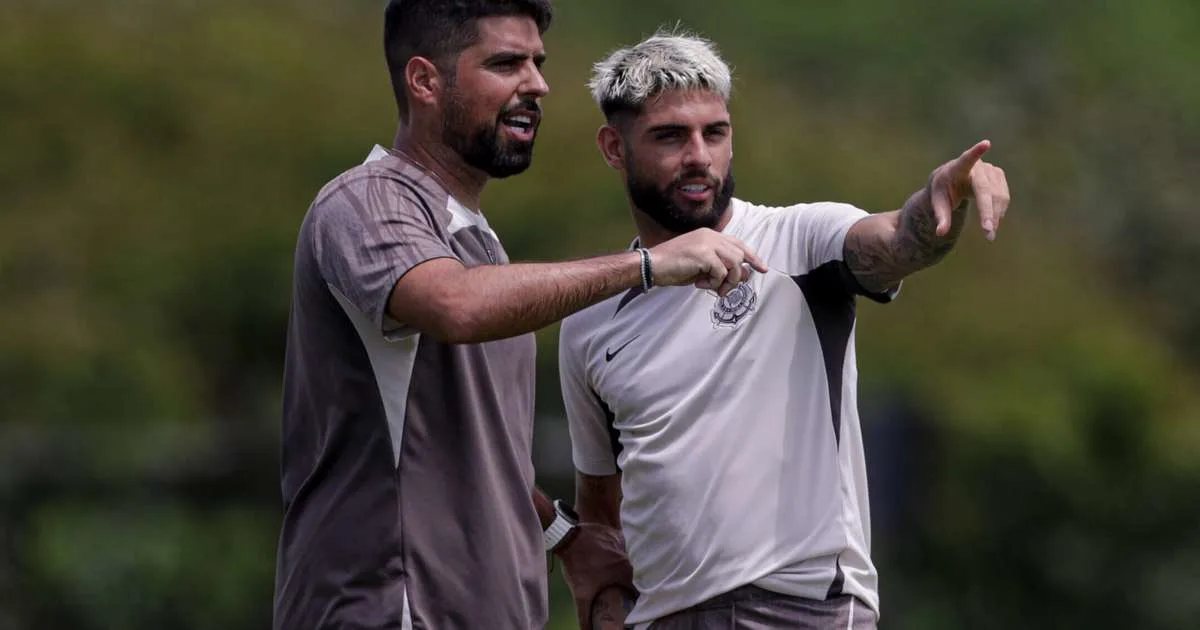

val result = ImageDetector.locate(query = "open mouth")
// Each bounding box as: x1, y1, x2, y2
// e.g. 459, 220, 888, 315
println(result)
501, 111, 539, 141
677, 181, 714, 202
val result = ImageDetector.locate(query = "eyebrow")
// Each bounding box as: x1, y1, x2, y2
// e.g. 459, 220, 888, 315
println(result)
482, 51, 547, 66
646, 121, 731, 134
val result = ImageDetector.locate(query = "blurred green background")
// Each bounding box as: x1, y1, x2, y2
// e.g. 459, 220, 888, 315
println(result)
2, 0, 1199, 628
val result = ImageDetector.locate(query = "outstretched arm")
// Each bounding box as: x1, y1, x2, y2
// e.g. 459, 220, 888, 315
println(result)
844, 140, 1011, 293
390, 229, 767, 344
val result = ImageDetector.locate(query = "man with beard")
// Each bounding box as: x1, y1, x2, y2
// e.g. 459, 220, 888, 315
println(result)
559, 32, 1011, 629
274, 3, 768, 629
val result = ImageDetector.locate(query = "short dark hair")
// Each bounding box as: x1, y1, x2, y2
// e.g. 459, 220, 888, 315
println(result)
384, 0, 554, 120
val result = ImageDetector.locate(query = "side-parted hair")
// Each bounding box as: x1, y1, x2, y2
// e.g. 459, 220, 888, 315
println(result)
588, 28, 732, 122
384, 0, 554, 120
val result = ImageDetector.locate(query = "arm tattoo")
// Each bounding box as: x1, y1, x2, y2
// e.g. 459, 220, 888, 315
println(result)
590, 586, 635, 625
592, 595, 618, 624
845, 186, 967, 292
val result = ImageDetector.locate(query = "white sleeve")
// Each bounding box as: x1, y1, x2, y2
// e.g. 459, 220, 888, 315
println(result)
769, 201, 899, 302
768, 201, 868, 274
558, 319, 620, 476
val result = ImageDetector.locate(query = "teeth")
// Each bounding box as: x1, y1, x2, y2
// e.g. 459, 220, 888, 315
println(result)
682, 184, 707, 193
506, 115, 533, 127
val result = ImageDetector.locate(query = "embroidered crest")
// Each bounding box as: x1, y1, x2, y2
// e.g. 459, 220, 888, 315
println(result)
711, 282, 758, 328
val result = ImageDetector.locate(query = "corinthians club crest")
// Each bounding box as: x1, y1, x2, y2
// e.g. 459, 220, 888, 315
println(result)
711, 282, 758, 328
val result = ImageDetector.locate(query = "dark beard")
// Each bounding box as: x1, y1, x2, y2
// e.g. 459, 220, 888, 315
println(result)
442, 93, 537, 178
627, 167, 735, 234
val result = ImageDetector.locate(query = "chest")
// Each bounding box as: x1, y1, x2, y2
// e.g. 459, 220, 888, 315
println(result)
446, 225, 507, 266
586, 271, 815, 421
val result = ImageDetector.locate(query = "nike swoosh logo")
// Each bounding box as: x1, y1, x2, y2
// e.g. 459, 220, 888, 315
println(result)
605, 335, 641, 362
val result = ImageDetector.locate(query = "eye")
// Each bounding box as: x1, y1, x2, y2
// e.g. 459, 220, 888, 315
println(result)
655, 130, 684, 142
705, 127, 729, 140
488, 57, 525, 73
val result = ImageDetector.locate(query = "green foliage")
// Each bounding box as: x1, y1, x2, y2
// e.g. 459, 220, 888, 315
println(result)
1, 1, 1197, 628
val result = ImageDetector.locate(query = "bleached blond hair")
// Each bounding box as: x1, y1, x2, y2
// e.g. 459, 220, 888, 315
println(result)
588, 28, 732, 119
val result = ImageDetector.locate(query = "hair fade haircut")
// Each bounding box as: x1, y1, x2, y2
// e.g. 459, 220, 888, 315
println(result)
384, 0, 554, 120
588, 28, 732, 121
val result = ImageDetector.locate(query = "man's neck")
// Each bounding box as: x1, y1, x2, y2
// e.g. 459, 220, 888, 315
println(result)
631, 204, 735, 249
393, 124, 487, 210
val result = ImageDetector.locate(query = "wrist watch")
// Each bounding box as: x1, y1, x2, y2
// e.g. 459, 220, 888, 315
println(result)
543, 499, 579, 551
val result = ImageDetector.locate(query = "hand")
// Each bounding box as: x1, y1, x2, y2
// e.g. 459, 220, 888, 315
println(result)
556, 523, 635, 630
928, 140, 1011, 241
648, 228, 769, 296
590, 585, 637, 630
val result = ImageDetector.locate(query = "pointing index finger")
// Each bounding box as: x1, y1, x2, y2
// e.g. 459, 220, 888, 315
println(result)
951, 139, 992, 178
730, 237, 768, 273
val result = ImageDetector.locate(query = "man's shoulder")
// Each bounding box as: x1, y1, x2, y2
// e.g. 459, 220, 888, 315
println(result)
728, 198, 787, 230
732, 197, 787, 213
734, 198, 864, 218
304, 152, 450, 236
561, 291, 625, 343
731, 198, 869, 241
314, 154, 442, 208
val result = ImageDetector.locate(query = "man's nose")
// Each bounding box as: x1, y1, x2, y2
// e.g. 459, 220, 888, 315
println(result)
521, 65, 550, 99
681, 133, 712, 170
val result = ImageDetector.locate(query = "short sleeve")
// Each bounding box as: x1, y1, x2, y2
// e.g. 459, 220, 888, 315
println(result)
768, 201, 899, 302
767, 202, 867, 272
559, 319, 620, 476
311, 174, 458, 335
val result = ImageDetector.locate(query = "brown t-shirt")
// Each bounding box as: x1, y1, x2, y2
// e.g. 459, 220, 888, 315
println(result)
274, 147, 543, 629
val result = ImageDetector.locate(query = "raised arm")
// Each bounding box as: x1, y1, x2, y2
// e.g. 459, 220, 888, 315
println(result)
843, 140, 1011, 293
390, 228, 766, 344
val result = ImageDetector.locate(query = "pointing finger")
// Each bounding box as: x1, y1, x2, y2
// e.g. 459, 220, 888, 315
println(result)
728, 236, 768, 273
951, 140, 991, 179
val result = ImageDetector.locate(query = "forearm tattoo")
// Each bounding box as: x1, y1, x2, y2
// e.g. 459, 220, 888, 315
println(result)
846, 186, 967, 292
592, 595, 619, 625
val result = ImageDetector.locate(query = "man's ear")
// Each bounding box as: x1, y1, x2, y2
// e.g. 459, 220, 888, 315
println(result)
405, 56, 444, 110
596, 125, 626, 171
